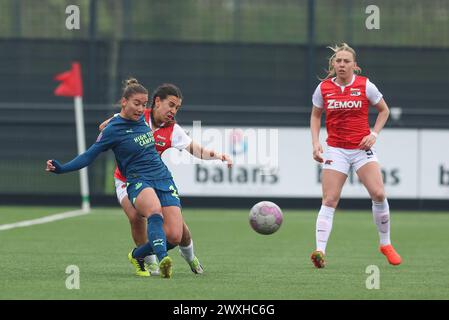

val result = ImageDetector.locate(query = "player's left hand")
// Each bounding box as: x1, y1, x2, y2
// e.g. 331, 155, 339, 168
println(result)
358, 133, 376, 150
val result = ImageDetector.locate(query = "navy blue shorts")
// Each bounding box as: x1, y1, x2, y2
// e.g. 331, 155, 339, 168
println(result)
126, 178, 181, 208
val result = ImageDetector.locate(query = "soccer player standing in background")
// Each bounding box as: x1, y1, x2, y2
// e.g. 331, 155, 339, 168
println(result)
309, 43, 402, 268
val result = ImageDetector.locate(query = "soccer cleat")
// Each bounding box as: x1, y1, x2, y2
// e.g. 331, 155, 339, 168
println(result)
128, 251, 150, 277
187, 256, 204, 274
146, 262, 161, 276
310, 250, 326, 269
380, 244, 402, 265
159, 256, 173, 279
179, 250, 204, 274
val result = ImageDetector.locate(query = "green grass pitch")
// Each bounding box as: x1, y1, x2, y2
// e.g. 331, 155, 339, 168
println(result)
0, 206, 448, 299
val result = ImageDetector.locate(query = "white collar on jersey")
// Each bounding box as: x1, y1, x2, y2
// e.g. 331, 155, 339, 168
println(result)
332, 74, 356, 92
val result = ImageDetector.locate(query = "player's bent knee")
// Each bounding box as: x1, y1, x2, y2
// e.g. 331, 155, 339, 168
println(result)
165, 224, 183, 245
144, 206, 163, 217
129, 215, 146, 227
166, 232, 182, 246
146, 203, 162, 213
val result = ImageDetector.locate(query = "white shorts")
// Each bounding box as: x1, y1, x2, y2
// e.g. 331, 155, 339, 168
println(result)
322, 146, 378, 175
114, 178, 128, 204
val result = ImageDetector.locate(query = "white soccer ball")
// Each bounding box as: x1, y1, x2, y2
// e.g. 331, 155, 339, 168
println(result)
249, 201, 283, 235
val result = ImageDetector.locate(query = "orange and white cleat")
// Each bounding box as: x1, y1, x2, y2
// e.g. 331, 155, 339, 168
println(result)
310, 250, 326, 269
380, 244, 402, 266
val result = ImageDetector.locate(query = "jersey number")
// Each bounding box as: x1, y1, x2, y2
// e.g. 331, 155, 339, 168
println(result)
169, 185, 180, 199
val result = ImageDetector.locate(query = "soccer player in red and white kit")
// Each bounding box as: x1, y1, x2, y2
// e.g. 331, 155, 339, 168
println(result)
310, 43, 402, 268
100, 83, 233, 276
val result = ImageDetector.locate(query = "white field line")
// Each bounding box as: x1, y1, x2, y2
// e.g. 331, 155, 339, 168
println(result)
0, 209, 90, 231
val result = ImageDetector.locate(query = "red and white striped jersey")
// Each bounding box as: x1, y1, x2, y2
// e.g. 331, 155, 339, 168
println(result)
312, 75, 383, 149
114, 108, 192, 182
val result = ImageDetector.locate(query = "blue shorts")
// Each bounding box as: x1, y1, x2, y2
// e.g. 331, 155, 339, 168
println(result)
126, 178, 181, 208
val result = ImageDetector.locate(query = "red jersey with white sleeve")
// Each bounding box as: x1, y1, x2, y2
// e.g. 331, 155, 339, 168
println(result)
312, 75, 383, 149
114, 108, 192, 182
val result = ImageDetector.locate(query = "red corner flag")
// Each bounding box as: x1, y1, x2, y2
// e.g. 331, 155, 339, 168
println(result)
54, 62, 83, 97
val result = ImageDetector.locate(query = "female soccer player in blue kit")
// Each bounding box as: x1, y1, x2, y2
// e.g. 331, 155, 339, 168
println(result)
46, 78, 180, 278
99, 83, 233, 277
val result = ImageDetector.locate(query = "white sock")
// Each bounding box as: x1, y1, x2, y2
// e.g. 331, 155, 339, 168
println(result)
315, 205, 335, 254
179, 240, 195, 263
372, 199, 391, 246
144, 254, 158, 265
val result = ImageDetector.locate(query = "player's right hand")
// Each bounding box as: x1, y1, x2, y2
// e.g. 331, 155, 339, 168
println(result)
312, 143, 324, 163
46, 159, 61, 173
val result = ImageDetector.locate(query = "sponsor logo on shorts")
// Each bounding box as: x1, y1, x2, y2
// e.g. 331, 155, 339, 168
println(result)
135, 182, 142, 190
324, 160, 333, 165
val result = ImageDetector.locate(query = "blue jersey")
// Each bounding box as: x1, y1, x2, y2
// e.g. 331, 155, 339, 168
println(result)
53, 115, 172, 181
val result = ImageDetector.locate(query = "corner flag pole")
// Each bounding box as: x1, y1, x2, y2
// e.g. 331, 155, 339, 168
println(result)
54, 62, 90, 213
74, 95, 90, 212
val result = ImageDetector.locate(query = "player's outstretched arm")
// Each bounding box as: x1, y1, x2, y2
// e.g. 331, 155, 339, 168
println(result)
186, 141, 233, 168
45, 143, 105, 174
46, 127, 114, 174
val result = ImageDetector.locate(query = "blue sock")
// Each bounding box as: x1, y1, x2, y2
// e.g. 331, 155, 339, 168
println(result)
132, 244, 153, 259
146, 214, 168, 261
133, 242, 173, 260
132, 214, 166, 260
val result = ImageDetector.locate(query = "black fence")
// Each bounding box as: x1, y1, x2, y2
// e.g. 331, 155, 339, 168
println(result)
0, 39, 448, 127
0, 38, 448, 209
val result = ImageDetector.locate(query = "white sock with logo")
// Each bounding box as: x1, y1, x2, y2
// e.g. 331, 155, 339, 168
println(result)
372, 199, 391, 246
144, 254, 158, 265
179, 240, 195, 263
316, 205, 335, 254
